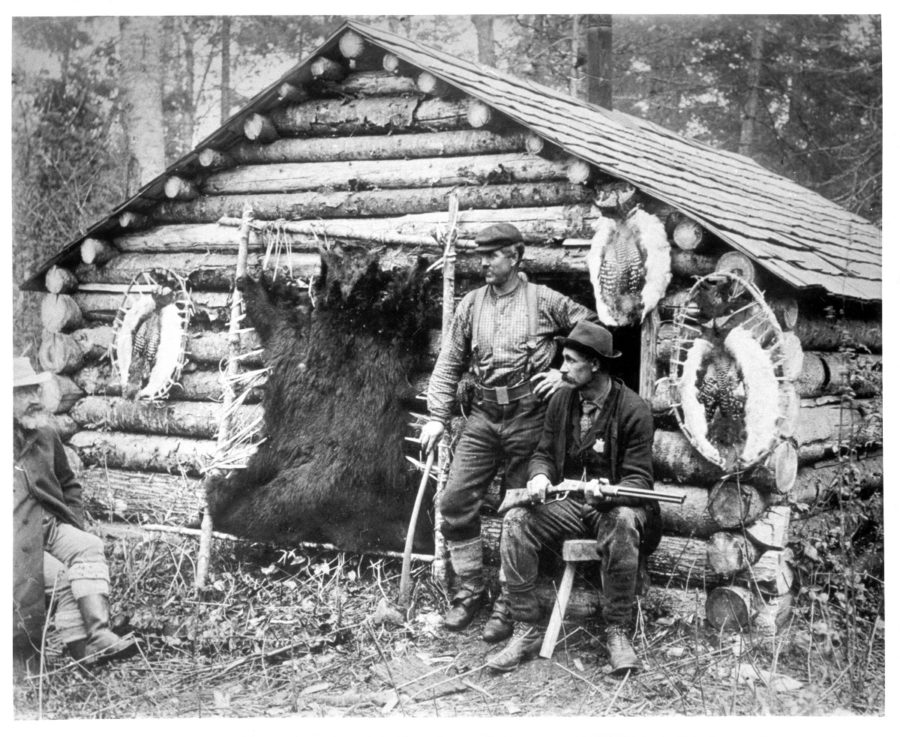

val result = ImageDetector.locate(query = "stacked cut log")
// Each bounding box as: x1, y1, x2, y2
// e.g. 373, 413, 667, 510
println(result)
36, 64, 881, 634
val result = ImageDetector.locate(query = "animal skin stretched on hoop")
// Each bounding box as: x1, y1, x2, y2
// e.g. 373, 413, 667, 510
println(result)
668, 271, 789, 472
110, 270, 193, 401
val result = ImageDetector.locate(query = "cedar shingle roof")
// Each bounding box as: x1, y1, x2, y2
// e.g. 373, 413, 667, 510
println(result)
347, 21, 881, 302
22, 19, 881, 302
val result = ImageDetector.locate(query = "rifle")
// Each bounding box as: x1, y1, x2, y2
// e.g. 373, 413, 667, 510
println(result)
498, 478, 686, 515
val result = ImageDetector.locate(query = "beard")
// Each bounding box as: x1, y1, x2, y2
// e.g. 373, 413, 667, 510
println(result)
16, 407, 49, 430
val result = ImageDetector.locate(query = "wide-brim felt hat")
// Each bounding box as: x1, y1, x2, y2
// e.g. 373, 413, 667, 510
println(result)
473, 223, 524, 253
13, 356, 52, 388
557, 321, 621, 359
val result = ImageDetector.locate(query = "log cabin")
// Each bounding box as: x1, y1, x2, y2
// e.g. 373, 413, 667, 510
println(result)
20, 21, 882, 632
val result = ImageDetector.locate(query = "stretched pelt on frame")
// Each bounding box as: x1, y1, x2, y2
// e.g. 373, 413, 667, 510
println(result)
205, 244, 437, 553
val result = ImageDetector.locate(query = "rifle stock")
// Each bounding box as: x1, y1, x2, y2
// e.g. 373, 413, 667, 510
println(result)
498, 478, 686, 515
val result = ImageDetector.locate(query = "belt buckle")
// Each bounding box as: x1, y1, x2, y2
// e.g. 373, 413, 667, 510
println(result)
495, 385, 510, 405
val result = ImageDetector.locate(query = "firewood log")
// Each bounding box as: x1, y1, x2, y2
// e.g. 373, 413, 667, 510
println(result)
707, 480, 768, 531
38, 331, 85, 374
705, 585, 755, 630
743, 505, 791, 550
79, 467, 202, 526
271, 96, 468, 137
80, 237, 116, 265
201, 153, 568, 196
748, 441, 798, 495
41, 374, 85, 414
244, 113, 279, 144
737, 549, 795, 597
154, 182, 590, 224
70, 396, 262, 440
45, 266, 79, 294
68, 430, 218, 476
707, 531, 762, 575
41, 294, 84, 332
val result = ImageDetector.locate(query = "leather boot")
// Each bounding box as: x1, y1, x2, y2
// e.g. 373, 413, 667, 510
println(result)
605, 624, 641, 676
482, 596, 514, 643
485, 623, 544, 673
66, 639, 88, 663
443, 586, 487, 631
77, 594, 139, 664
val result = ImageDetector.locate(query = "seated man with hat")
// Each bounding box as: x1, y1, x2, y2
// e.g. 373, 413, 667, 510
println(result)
13, 357, 138, 672
420, 223, 597, 639
485, 321, 661, 675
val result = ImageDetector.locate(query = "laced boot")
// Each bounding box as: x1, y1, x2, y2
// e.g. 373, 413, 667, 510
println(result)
443, 586, 488, 631
485, 623, 544, 673
77, 594, 139, 664
482, 596, 513, 643
605, 624, 641, 676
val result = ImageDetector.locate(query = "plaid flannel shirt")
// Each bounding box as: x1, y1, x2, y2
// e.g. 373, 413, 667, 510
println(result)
427, 278, 597, 425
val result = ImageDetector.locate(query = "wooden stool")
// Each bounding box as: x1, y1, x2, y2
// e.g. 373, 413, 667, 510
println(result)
540, 539, 599, 659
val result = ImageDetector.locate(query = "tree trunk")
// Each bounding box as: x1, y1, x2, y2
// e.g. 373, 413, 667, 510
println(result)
70, 396, 262, 440
219, 16, 231, 124
79, 467, 202, 525
584, 15, 612, 108
153, 182, 591, 224
472, 15, 496, 66
69, 430, 218, 476
119, 16, 165, 193
739, 22, 765, 158
201, 153, 568, 195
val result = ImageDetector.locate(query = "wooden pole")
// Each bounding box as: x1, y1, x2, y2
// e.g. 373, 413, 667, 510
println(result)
197, 205, 253, 591
399, 451, 435, 609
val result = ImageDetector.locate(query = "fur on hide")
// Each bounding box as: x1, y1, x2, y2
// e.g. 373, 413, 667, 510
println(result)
205, 243, 437, 553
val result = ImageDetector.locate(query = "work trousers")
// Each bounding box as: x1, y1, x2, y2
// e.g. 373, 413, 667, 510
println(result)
501, 498, 655, 627
439, 393, 545, 542
42, 517, 110, 644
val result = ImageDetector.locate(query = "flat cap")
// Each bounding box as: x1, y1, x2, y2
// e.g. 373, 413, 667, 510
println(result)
473, 223, 524, 253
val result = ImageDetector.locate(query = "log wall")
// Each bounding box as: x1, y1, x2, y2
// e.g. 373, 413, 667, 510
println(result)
40, 62, 881, 635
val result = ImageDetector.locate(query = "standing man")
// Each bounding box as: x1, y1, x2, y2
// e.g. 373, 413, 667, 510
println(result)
419, 223, 597, 639
486, 322, 661, 675
13, 357, 138, 672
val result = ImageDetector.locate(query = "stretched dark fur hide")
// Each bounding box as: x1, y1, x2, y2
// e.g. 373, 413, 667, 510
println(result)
206, 245, 437, 553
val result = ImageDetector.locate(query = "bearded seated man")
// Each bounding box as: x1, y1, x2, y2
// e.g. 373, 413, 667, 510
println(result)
13, 357, 138, 673
486, 322, 662, 676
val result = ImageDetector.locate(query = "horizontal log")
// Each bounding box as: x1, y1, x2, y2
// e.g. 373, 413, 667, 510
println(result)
72, 289, 231, 323
81, 237, 116, 265
244, 113, 279, 144
795, 351, 881, 398
707, 480, 768, 531
119, 211, 149, 229
70, 396, 262, 440
70, 326, 116, 360
71, 363, 261, 403
41, 294, 84, 332
41, 413, 79, 441
45, 265, 79, 294
69, 430, 217, 476
789, 454, 883, 507
658, 484, 718, 538
793, 400, 881, 458
793, 314, 882, 352
165, 175, 199, 200
115, 207, 600, 254
80, 467, 202, 525
41, 374, 85, 414
38, 331, 85, 374
202, 153, 568, 196
270, 95, 469, 137
226, 129, 527, 166
310, 56, 345, 82
153, 182, 591, 224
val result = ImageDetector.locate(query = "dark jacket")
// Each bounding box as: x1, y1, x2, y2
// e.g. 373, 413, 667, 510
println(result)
528, 379, 661, 552
13, 424, 85, 645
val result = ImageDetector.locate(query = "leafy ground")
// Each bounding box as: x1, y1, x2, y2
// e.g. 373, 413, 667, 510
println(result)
13, 517, 884, 719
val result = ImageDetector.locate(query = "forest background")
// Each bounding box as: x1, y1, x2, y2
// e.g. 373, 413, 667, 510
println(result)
10, 14, 882, 352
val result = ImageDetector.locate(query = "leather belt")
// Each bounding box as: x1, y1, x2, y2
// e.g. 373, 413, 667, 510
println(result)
477, 381, 533, 406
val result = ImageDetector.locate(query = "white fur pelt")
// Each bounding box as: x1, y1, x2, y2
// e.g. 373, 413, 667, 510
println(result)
587, 209, 672, 326
679, 337, 723, 465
